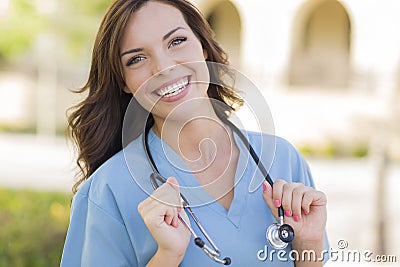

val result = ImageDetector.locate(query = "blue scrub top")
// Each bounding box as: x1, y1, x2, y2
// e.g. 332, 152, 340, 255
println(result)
61, 130, 329, 266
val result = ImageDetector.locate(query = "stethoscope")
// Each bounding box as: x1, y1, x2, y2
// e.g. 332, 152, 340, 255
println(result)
142, 115, 294, 265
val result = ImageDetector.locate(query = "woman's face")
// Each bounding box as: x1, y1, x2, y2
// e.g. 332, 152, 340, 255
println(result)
120, 1, 210, 121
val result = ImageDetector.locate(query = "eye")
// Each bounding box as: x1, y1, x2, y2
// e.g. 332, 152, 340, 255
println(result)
168, 37, 187, 48
126, 55, 146, 67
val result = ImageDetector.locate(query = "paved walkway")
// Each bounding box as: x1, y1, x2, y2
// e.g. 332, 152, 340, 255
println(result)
310, 158, 400, 267
0, 134, 75, 192
0, 134, 399, 266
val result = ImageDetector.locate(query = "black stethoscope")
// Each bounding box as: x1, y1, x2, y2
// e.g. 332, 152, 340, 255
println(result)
142, 115, 294, 265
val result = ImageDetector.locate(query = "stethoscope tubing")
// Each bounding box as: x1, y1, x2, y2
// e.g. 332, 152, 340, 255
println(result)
219, 116, 286, 218
141, 113, 292, 264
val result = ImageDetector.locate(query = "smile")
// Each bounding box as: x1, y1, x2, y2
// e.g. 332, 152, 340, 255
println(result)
154, 76, 190, 99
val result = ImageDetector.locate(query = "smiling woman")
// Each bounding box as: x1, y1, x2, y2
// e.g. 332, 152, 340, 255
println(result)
66, 0, 241, 194
61, 1, 329, 266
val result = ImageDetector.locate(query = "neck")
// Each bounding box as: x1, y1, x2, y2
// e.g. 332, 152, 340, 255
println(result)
151, 104, 239, 211
152, 107, 233, 168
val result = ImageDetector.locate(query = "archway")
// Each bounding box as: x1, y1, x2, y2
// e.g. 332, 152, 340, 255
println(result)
206, 1, 242, 68
289, 0, 351, 89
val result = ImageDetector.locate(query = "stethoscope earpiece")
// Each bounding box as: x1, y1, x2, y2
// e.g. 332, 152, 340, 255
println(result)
266, 222, 295, 250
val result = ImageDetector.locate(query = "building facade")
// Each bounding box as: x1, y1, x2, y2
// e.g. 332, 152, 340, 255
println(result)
0, 0, 399, 156
192, 0, 400, 157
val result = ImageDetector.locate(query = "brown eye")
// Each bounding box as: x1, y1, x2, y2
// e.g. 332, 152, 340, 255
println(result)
126, 55, 146, 66
168, 37, 187, 48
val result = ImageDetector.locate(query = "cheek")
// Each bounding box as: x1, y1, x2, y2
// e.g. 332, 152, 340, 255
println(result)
124, 69, 150, 94
182, 46, 207, 62
124, 69, 159, 112
190, 61, 210, 86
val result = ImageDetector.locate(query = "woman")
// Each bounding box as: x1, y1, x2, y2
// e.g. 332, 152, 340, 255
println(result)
61, 0, 329, 266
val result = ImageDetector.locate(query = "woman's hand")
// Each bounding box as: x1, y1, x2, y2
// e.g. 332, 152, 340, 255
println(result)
138, 177, 191, 266
262, 179, 327, 247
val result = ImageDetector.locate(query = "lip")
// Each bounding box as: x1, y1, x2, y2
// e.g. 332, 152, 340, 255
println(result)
152, 75, 191, 103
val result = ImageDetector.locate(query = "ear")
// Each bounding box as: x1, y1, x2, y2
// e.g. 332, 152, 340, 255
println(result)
203, 48, 208, 60
123, 86, 131, 94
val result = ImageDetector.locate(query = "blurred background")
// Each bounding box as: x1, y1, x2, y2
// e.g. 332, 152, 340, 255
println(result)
0, 0, 399, 266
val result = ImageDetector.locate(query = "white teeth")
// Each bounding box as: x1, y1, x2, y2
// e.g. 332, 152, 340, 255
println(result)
156, 77, 189, 98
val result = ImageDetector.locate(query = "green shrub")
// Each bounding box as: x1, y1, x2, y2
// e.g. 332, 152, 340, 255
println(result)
351, 144, 369, 158
0, 188, 70, 267
298, 141, 370, 159
298, 145, 313, 157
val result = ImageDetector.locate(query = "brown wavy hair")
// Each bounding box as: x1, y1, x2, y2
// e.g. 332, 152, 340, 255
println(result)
68, 0, 244, 194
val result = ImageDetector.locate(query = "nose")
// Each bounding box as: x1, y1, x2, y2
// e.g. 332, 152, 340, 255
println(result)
152, 50, 176, 76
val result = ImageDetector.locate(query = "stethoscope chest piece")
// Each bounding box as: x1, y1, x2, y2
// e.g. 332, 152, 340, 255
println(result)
266, 223, 295, 250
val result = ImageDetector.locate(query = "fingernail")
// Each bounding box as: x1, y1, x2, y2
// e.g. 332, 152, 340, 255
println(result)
274, 200, 280, 207
285, 210, 292, 217
303, 210, 309, 215
293, 215, 300, 222
262, 182, 267, 192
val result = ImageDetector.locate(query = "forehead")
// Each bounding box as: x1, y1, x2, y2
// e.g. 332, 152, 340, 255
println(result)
122, 1, 189, 43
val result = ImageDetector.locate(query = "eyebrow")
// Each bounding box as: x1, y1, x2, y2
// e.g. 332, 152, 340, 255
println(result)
120, 27, 186, 58
162, 26, 185, 41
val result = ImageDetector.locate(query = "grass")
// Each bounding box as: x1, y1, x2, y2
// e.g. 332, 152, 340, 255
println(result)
0, 188, 71, 267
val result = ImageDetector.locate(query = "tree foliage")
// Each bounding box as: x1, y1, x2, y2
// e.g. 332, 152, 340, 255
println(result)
0, 0, 44, 61
56, 0, 111, 60
0, 0, 112, 62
